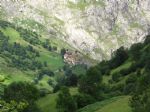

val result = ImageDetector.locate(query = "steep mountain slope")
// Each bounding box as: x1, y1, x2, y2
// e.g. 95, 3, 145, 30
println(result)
0, 20, 87, 94
35, 35, 150, 112
0, 0, 150, 60
1, 1, 150, 112
0, 20, 63, 91
76, 35, 150, 112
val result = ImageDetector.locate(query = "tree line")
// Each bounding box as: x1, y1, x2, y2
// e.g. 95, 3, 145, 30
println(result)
56, 35, 150, 112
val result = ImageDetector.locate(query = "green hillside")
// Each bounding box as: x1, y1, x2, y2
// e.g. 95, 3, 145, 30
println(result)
0, 20, 87, 93
61, 35, 149, 111
36, 35, 150, 112
79, 96, 132, 112
0, 18, 150, 112
36, 87, 78, 112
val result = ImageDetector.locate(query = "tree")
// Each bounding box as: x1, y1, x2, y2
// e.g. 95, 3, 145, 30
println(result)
144, 35, 150, 45
56, 87, 77, 112
0, 100, 29, 112
129, 43, 143, 61
65, 73, 78, 86
74, 93, 95, 108
130, 89, 150, 112
78, 67, 102, 99
48, 45, 52, 51
60, 48, 66, 58
97, 60, 110, 75
37, 68, 54, 80
130, 67, 150, 112
43, 61, 48, 67
112, 73, 121, 82
3, 82, 41, 112
110, 46, 128, 68
53, 46, 57, 51
4, 82, 40, 102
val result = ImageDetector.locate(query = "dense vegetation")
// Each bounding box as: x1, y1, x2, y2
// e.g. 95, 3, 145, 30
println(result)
0, 19, 150, 112
56, 35, 150, 112
130, 36, 150, 112
0, 20, 87, 111
1, 82, 41, 112
0, 21, 46, 70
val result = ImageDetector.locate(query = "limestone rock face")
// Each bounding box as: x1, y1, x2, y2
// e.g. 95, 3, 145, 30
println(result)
0, 0, 150, 60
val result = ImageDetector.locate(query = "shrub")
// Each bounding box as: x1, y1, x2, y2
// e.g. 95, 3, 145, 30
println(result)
56, 87, 77, 112
74, 93, 95, 109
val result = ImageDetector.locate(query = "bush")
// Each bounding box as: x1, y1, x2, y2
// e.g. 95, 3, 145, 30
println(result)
56, 87, 77, 112
130, 68, 150, 112
110, 83, 124, 94
3, 82, 41, 112
124, 83, 136, 95
65, 73, 78, 86
112, 73, 122, 82
74, 93, 95, 109
78, 67, 102, 99
129, 43, 143, 61
38, 68, 54, 80
4, 82, 40, 103
0, 75, 5, 82
109, 47, 128, 69
53, 84, 61, 93
144, 35, 150, 45
0, 100, 29, 112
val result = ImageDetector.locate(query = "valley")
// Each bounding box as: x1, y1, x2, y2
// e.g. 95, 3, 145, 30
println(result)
0, 0, 150, 112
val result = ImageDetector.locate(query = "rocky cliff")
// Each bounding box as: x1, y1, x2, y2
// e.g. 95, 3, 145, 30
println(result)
0, 0, 150, 60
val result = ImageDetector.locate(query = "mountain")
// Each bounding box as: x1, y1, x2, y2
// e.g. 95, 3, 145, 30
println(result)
1, 0, 150, 60
0, 1, 150, 112
37, 35, 150, 112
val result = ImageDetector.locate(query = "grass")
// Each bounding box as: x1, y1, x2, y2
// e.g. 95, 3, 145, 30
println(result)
130, 22, 142, 29
38, 50, 64, 71
0, 25, 66, 93
96, 96, 132, 112
0, 25, 65, 72
37, 87, 78, 112
111, 61, 132, 75
47, 36, 74, 51
0, 55, 34, 86
72, 65, 87, 75
37, 75, 53, 91
70, 87, 79, 95
103, 75, 112, 84
0, 65, 34, 85
67, 0, 106, 11
78, 96, 132, 112
67, 1, 90, 11
0, 27, 27, 45
0, 62, 34, 92
37, 93, 58, 112
95, 0, 106, 7
102, 61, 132, 84
110, 25, 119, 36
14, 19, 46, 32
129, 22, 144, 31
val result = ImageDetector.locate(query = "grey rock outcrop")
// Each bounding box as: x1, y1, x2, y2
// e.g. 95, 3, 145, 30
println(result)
0, 0, 150, 60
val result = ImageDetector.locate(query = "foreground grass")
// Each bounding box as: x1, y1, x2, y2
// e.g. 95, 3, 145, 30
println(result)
37, 93, 58, 112
37, 87, 78, 112
103, 61, 132, 84
111, 61, 132, 75
0, 57, 34, 85
79, 96, 132, 112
